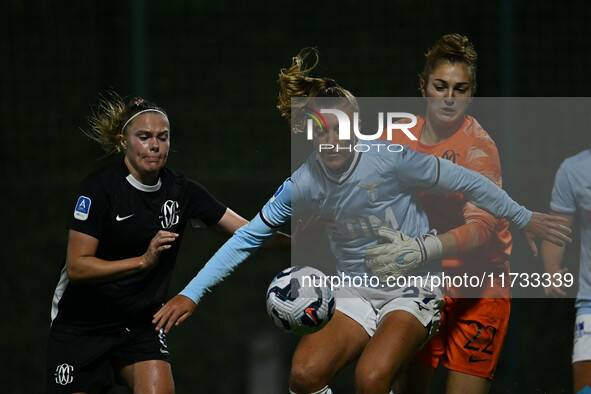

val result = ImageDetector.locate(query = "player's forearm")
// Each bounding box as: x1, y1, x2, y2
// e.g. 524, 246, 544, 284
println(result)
541, 240, 566, 274
448, 221, 496, 255
438, 232, 459, 259
66, 255, 146, 284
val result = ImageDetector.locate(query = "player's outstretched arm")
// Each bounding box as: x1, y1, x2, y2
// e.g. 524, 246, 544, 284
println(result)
152, 180, 291, 332
428, 158, 572, 252
152, 215, 281, 332
366, 211, 572, 280
365, 212, 572, 280
152, 218, 276, 332
366, 152, 573, 278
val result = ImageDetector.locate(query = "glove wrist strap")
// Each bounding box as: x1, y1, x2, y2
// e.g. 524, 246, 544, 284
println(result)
423, 235, 443, 261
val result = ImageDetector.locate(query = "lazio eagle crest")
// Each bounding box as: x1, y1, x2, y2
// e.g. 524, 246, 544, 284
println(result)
357, 180, 384, 202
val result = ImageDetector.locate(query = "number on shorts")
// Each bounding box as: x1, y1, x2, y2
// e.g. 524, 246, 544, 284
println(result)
463, 320, 497, 354
402, 286, 419, 298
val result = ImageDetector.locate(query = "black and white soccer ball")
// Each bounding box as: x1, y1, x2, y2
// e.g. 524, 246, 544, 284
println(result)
266, 266, 336, 336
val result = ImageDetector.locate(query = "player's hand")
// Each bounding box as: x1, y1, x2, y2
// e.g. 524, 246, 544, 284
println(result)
365, 228, 442, 281
522, 212, 572, 257
543, 267, 569, 297
153, 295, 197, 333
142, 230, 179, 269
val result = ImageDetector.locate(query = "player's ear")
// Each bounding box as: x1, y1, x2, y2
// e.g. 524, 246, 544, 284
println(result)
419, 79, 427, 98
119, 134, 127, 150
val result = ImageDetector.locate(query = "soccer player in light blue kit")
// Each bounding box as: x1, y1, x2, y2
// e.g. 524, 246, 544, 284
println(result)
154, 49, 571, 394
542, 149, 591, 394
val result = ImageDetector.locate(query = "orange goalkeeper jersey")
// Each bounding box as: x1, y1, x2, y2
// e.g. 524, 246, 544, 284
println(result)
382, 115, 512, 272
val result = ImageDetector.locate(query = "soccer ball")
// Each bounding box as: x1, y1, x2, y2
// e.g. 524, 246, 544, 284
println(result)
266, 266, 335, 336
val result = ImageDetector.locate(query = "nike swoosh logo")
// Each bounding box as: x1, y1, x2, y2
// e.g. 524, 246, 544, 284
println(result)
116, 214, 134, 221
468, 355, 488, 363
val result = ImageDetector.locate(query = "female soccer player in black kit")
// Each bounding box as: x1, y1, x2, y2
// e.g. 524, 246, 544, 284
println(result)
46, 94, 287, 393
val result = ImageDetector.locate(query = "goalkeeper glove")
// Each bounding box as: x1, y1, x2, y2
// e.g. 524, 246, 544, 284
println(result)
365, 228, 443, 281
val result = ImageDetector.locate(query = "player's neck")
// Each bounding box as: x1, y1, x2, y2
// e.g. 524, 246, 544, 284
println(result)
124, 157, 160, 186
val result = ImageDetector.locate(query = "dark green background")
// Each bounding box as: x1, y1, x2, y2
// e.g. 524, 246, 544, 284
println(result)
3, 1, 590, 392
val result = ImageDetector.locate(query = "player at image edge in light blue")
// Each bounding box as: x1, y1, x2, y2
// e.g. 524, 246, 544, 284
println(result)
542, 148, 591, 394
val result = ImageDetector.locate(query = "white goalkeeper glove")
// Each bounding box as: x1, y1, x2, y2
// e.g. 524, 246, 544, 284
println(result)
365, 228, 443, 281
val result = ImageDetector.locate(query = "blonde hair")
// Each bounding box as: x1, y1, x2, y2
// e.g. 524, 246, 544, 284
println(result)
277, 48, 357, 133
421, 33, 478, 91
84, 92, 168, 156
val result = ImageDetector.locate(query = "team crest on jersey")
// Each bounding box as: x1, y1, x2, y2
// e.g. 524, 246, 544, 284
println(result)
74, 196, 91, 221
160, 200, 180, 229
442, 150, 460, 163
55, 363, 74, 385
357, 180, 384, 202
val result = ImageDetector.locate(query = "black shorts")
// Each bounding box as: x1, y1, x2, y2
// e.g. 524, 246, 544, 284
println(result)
46, 322, 171, 393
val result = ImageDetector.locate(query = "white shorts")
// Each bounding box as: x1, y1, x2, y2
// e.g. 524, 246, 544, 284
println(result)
333, 279, 444, 338
573, 312, 591, 363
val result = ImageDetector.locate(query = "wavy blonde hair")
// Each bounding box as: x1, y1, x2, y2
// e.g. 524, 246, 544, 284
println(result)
84, 91, 167, 156
277, 48, 357, 133
421, 33, 478, 93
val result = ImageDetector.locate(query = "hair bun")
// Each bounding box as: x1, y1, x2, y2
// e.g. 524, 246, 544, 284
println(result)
420, 33, 477, 87
324, 78, 338, 88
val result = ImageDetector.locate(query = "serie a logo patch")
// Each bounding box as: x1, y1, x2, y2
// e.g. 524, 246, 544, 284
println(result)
74, 196, 91, 221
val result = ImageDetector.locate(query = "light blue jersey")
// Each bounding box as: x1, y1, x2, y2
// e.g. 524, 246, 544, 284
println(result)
291, 145, 531, 279
550, 149, 591, 309
181, 144, 531, 303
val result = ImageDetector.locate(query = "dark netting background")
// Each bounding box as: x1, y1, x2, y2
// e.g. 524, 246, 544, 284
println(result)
2, 1, 590, 392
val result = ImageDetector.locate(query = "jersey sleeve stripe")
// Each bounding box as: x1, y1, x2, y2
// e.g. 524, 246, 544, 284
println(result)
259, 211, 282, 229
433, 157, 441, 186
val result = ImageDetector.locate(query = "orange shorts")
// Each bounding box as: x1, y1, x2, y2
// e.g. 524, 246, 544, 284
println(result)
416, 275, 511, 379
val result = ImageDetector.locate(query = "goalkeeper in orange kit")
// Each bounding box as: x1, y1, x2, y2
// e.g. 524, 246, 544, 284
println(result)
367, 34, 543, 393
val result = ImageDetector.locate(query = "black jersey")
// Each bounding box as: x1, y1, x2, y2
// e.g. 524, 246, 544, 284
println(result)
50, 162, 226, 334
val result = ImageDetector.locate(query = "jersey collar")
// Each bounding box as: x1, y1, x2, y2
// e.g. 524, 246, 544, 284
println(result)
125, 174, 162, 192
316, 150, 362, 185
